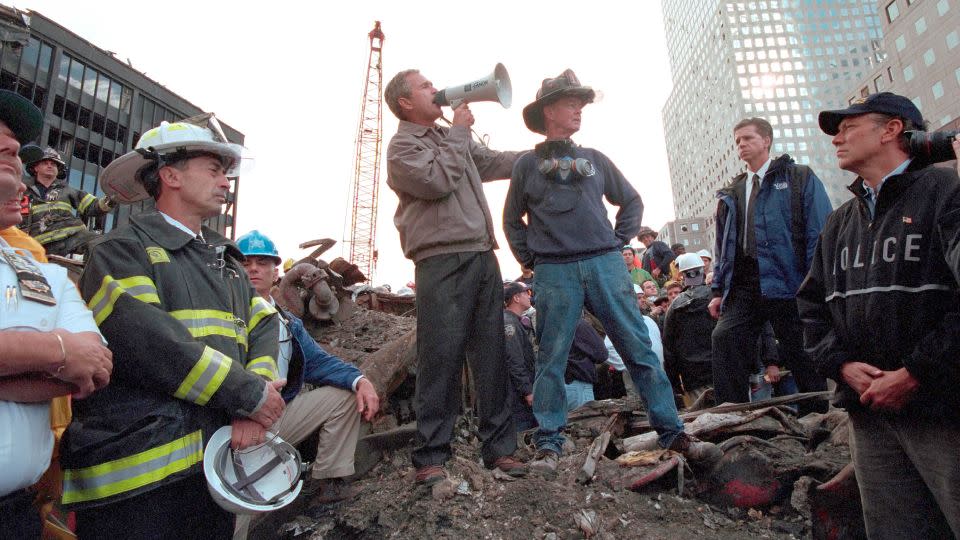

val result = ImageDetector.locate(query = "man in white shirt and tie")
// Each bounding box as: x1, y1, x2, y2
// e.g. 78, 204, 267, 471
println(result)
708, 117, 832, 414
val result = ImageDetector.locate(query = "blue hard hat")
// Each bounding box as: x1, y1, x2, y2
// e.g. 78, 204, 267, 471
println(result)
236, 230, 281, 264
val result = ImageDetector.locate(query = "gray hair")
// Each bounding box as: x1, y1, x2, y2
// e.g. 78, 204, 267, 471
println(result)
385, 69, 419, 120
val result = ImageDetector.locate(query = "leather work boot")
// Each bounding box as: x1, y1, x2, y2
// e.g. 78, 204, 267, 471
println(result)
492, 455, 528, 478
528, 450, 559, 479
414, 464, 447, 486
305, 477, 361, 504
669, 432, 723, 463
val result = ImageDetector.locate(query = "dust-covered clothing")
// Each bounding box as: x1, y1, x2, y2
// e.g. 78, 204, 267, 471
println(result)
20, 176, 111, 256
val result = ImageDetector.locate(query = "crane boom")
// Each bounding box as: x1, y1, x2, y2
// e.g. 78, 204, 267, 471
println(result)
345, 21, 385, 282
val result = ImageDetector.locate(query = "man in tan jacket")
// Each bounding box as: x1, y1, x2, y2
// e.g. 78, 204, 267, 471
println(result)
384, 68, 526, 486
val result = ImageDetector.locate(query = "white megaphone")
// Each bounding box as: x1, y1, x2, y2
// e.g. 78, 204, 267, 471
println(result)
433, 63, 512, 109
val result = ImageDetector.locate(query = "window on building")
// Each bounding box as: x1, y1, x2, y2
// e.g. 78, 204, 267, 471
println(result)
904, 64, 915, 82
874, 74, 885, 91
63, 99, 78, 123
911, 96, 922, 111
947, 30, 959, 50
895, 34, 906, 51
915, 17, 927, 34
72, 138, 87, 161
932, 81, 944, 99
937, 0, 950, 16
885, 1, 900, 22
923, 48, 936, 66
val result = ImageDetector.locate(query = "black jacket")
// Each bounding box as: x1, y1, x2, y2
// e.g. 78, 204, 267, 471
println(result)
797, 161, 960, 418
565, 319, 608, 385
504, 310, 536, 398
641, 240, 675, 276
662, 285, 715, 389
63, 213, 279, 508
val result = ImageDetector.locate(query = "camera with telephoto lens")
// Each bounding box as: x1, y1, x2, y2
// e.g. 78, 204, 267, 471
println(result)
906, 130, 958, 163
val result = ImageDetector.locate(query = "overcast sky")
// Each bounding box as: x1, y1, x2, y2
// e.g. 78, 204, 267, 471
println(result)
25, 0, 677, 287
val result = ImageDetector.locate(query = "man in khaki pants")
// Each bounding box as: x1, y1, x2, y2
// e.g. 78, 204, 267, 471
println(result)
234, 230, 380, 538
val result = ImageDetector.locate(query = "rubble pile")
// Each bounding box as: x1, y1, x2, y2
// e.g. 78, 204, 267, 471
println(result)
261, 244, 862, 538
252, 389, 859, 539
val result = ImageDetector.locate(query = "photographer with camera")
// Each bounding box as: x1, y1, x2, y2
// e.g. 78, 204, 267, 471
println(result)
798, 92, 960, 538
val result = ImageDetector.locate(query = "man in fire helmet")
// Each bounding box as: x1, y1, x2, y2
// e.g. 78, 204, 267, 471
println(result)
19, 145, 115, 256
60, 116, 281, 538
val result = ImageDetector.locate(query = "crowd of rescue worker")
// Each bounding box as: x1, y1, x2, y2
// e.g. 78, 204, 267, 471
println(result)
1, 65, 959, 540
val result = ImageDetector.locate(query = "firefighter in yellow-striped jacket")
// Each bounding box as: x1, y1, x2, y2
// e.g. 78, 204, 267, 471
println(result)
19, 145, 115, 257
59, 118, 283, 538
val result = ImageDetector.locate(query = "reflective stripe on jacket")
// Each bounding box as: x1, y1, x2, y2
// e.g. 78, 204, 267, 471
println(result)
61, 212, 279, 509
20, 177, 110, 250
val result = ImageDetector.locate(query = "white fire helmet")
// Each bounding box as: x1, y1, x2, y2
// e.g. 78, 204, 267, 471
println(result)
676, 252, 705, 273
98, 113, 253, 204
203, 425, 305, 515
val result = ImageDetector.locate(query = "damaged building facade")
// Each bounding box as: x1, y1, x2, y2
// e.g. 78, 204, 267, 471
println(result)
0, 4, 243, 237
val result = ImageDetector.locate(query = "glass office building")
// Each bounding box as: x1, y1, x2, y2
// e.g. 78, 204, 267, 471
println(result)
846, 0, 959, 136
661, 0, 884, 238
0, 5, 243, 236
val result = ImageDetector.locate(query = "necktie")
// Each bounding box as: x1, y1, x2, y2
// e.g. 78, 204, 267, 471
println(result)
745, 173, 760, 257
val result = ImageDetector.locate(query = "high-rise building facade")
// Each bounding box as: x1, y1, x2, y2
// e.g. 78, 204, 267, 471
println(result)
662, 0, 885, 243
0, 5, 243, 236
845, 0, 959, 138
657, 218, 711, 251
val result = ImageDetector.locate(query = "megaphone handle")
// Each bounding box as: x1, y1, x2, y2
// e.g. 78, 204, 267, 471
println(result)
449, 98, 464, 109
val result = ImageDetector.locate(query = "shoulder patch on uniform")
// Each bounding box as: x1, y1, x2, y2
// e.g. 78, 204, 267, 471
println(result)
504, 324, 516, 337
146, 246, 170, 264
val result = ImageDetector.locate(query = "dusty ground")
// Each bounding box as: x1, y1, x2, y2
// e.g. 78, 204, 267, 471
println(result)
251, 410, 848, 540
263, 306, 851, 539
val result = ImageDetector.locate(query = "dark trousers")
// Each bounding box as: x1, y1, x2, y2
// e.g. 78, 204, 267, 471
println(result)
75, 474, 234, 540
711, 285, 827, 415
849, 411, 960, 539
0, 488, 41, 539
412, 250, 516, 468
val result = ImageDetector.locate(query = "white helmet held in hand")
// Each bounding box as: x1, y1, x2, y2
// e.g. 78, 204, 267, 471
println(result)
203, 425, 305, 515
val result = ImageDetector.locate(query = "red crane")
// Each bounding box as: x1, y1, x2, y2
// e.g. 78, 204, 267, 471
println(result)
345, 21, 385, 282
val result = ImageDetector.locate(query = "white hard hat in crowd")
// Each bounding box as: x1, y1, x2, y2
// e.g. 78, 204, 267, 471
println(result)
203, 425, 305, 515
696, 249, 712, 260
676, 253, 705, 272
98, 114, 252, 204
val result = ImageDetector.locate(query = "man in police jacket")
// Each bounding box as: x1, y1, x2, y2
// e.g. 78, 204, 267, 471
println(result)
798, 92, 960, 538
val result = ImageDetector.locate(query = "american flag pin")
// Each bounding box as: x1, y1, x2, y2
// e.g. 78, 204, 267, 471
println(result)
902, 217, 913, 223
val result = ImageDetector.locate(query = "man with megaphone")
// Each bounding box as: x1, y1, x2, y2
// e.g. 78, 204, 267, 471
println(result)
384, 68, 528, 487
504, 70, 721, 478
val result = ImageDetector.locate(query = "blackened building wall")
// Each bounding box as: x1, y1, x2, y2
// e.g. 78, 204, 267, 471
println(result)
0, 5, 243, 237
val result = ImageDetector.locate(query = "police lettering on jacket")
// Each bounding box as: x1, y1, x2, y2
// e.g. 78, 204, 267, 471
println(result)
832, 234, 922, 275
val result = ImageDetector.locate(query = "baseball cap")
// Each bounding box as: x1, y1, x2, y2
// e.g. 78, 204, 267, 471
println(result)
818, 92, 923, 136
0, 90, 43, 143
504, 281, 530, 301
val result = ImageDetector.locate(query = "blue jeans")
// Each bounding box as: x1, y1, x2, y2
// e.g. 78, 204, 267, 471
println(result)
532, 252, 684, 455
564, 380, 595, 411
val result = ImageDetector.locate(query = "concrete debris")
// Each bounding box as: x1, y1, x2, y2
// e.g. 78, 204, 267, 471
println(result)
249, 268, 859, 539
